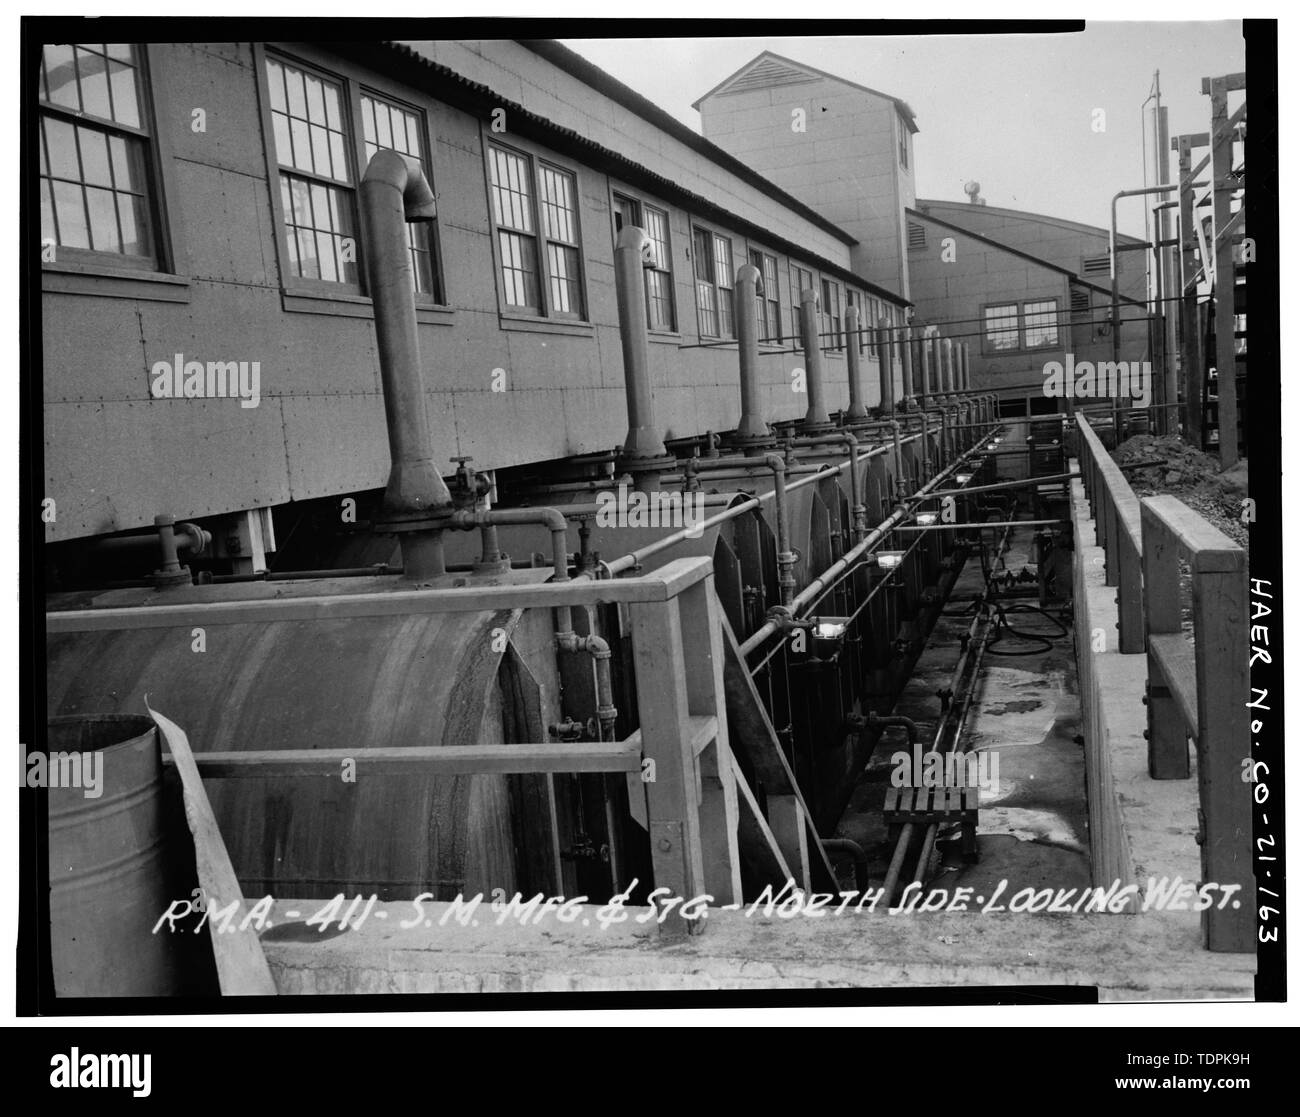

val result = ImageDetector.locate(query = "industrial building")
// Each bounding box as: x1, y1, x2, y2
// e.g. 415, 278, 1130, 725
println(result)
34, 35, 1259, 1001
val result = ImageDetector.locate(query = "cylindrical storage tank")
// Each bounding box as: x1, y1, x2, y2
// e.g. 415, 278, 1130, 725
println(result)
46, 714, 190, 996
46, 596, 560, 904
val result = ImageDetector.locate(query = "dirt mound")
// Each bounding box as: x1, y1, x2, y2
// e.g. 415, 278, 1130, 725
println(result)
1112, 433, 1249, 548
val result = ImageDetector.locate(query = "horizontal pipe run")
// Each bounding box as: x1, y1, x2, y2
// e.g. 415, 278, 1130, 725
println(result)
891, 519, 1067, 531
924, 471, 1081, 500
739, 430, 997, 656
602, 434, 928, 577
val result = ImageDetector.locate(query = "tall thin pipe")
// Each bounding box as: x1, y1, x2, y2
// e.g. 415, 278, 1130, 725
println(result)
360, 150, 448, 580
614, 225, 669, 489
799, 288, 830, 429
844, 303, 868, 421
877, 316, 895, 413
899, 325, 914, 404
733, 263, 769, 440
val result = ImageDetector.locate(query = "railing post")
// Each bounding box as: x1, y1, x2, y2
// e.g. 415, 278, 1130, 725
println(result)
628, 592, 709, 940
677, 573, 742, 907
1140, 502, 1190, 778
1193, 546, 1253, 951
1116, 517, 1144, 653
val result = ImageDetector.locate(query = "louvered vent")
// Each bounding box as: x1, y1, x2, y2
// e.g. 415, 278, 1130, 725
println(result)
907, 222, 927, 250
1082, 253, 1110, 275
723, 57, 818, 95
1070, 287, 1090, 314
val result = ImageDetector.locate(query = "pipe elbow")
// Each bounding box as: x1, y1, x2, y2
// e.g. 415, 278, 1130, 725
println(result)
363, 149, 436, 222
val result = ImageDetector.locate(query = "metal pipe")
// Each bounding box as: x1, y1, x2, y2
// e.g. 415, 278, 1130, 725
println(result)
601, 433, 918, 577
741, 429, 997, 653
899, 325, 914, 405
942, 337, 955, 396
1110, 183, 1177, 361
893, 519, 1067, 531
614, 225, 670, 490
821, 838, 871, 891
359, 149, 448, 581
798, 288, 830, 429
91, 520, 210, 557
764, 454, 797, 606
925, 471, 1080, 500
733, 263, 769, 440
880, 823, 915, 906
797, 432, 865, 542
917, 329, 931, 409
844, 303, 868, 421
912, 824, 939, 888
876, 316, 895, 413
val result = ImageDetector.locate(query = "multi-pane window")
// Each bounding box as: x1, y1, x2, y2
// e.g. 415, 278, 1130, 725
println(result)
867, 295, 881, 357
1022, 299, 1060, 348
982, 300, 1060, 352
488, 146, 538, 311
693, 228, 734, 339
487, 144, 584, 319
39, 43, 157, 265
790, 264, 816, 347
612, 194, 674, 331
539, 165, 583, 317
821, 278, 843, 350
750, 250, 781, 345
898, 118, 909, 168
266, 56, 358, 285
361, 92, 442, 302
641, 206, 674, 331
984, 303, 1021, 351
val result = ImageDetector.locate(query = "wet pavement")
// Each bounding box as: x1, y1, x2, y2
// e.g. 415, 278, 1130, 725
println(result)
834, 527, 1091, 897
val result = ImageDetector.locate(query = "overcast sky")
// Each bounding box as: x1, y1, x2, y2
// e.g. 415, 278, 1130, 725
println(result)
560, 24, 1245, 238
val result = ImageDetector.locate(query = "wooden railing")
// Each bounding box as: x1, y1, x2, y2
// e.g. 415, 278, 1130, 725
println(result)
1076, 415, 1144, 653
1075, 415, 1254, 952
1140, 495, 1253, 952
50, 556, 770, 941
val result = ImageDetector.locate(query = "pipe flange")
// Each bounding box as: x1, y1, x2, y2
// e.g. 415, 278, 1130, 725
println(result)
614, 451, 677, 479
148, 567, 192, 588
799, 420, 837, 436
376, 509, 454, 534
726, 432, 779, 454
472, 553, 512, 576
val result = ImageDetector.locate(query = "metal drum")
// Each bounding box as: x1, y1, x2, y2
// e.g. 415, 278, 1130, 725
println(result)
46, 714, 185, 997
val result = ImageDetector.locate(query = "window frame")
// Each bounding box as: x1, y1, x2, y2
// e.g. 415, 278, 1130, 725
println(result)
38, 42, 179, 278
611, 188, 677, 335
789, 262, 817, 350
483, 136, 589, 325
820, 277, 844, 353
980, 298, 1063, 355
692, 223, 736, 341
262, 49, 364, 298
252, 43, 453, 321
358, 84, 446, 306
749, 248, 782, 347
898, 116, 910, 169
